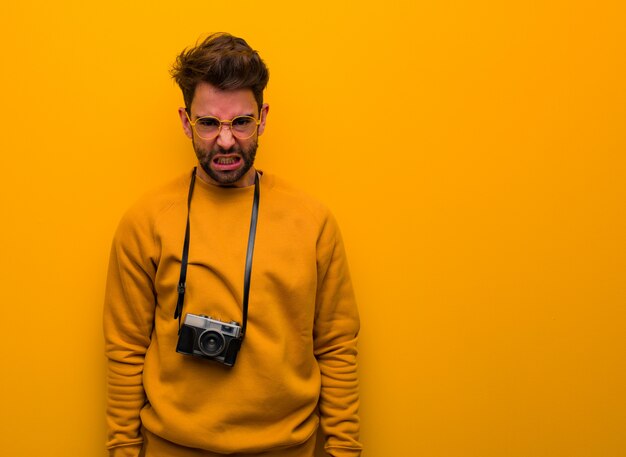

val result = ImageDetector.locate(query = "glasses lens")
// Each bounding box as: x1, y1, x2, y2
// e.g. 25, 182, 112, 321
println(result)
194, 117, 221, 139
231, 116, 258, 139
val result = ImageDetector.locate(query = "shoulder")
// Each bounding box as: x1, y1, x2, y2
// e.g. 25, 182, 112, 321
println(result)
261, 172, 333, 226
114, 170, 191, 239
260, 172, 344, 251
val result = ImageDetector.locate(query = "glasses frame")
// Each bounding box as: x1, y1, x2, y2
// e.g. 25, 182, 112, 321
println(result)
185, 111, 261, 140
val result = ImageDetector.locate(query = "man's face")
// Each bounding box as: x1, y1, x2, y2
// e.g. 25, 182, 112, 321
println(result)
179, 81, 269, 187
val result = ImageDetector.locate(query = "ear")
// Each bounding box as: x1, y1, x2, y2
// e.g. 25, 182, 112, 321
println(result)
178, 107, 193, 139
257, 103, 270, 136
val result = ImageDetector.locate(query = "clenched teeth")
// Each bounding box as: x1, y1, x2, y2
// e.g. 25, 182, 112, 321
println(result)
216, 157, 237, 165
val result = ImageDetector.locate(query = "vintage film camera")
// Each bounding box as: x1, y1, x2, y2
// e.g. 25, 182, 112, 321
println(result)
176, 313, 243, 367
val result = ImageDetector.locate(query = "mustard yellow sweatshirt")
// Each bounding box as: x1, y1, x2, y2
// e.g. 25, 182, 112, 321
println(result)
103, 170, 361, 457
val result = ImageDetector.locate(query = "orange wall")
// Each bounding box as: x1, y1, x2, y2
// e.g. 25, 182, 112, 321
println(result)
1, 1, 625, 456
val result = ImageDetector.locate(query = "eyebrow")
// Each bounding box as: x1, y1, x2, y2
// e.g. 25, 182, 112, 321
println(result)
196, 113, 256, 119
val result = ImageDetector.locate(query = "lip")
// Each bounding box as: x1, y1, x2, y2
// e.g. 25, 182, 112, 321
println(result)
211, 154, 242, 172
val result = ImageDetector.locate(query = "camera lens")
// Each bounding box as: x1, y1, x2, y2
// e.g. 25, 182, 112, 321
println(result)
198, 330, 225, 356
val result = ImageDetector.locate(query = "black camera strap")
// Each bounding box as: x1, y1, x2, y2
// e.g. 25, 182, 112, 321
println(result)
174, 167, 260, 340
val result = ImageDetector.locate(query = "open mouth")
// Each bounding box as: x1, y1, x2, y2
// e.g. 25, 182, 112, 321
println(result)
212, 155, 242, 171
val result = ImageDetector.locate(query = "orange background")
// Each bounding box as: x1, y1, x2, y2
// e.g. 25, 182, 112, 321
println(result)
1, 1, 625, 456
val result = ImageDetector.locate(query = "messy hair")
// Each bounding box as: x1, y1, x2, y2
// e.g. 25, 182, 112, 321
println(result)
170, 33, 269, 113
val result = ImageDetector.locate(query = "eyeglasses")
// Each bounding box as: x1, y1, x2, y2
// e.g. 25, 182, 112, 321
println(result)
185, 111, 261, 140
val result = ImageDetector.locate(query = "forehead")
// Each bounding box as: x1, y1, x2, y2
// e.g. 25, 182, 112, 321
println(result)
190, 82, 257, 118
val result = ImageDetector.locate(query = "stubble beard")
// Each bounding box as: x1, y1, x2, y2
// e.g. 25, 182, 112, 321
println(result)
193, 139, 258, 186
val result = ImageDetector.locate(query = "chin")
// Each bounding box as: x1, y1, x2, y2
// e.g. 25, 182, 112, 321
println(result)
203, 164, 251, 186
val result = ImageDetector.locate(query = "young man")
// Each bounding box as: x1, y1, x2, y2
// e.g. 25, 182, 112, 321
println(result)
104, 33, 361, 457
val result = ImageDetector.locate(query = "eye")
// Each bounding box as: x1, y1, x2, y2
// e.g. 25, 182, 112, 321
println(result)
232, 116, 254, 127
196, 117, 220, 127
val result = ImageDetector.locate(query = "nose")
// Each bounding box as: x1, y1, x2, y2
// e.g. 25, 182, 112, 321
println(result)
216, 124, 237, 149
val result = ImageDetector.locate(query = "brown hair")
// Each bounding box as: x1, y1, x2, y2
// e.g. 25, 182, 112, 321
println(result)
170, 33, 269, 113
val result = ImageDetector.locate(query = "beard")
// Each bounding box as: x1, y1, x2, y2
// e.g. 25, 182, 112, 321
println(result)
192, 138, 258, 186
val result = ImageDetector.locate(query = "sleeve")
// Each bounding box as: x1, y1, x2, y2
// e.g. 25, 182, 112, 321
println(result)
103, 208, 158, 457
313, 212, 362, 457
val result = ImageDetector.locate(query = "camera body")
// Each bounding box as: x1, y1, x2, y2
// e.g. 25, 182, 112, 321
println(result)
176, 313, 243, 367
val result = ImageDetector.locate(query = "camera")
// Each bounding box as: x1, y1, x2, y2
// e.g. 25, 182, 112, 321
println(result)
176, 313, 243, 367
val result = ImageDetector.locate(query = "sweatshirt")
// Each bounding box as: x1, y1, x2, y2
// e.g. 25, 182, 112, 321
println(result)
103, 170, 361, 457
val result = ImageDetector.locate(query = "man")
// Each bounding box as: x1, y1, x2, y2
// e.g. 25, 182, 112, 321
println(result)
104, 33, 361, 457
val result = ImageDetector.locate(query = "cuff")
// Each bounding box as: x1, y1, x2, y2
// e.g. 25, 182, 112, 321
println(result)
108, 444, 143, 457
325, 446, 363, 457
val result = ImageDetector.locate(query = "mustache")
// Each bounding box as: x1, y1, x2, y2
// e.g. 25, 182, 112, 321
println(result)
211, 145, 242, 155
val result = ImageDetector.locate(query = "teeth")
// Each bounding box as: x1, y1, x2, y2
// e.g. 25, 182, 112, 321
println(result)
217, 158, 236, 165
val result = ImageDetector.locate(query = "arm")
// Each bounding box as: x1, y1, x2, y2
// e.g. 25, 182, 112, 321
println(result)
103, 210, 157, 457
314, 212, 362, 457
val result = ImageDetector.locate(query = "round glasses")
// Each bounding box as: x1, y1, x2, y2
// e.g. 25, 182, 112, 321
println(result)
186, 112, 261, 140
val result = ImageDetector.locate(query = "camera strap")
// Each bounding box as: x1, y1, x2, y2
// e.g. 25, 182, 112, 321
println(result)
174, 167, 260, 340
